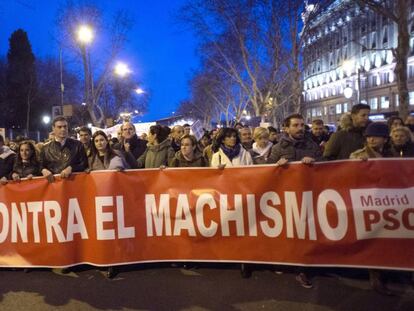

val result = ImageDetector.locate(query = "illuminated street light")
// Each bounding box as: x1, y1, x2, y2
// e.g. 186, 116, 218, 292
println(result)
42, 115, 51, 125
77, 25, 94, 44
342, 59, 355, 77
135, 87, 145, 94
114, 62, 131, 77
344, 86, 353, 99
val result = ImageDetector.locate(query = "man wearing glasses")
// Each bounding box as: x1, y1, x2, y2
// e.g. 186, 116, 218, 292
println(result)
114, 121, 147, 168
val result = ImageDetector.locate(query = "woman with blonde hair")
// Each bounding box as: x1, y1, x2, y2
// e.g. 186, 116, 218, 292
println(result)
250, 127, 273, 164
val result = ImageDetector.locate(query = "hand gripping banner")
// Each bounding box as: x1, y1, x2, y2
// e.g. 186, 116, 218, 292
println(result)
0, 159, 413, 270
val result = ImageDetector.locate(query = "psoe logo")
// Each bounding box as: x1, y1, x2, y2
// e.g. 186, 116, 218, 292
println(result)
350, 187, 414, 240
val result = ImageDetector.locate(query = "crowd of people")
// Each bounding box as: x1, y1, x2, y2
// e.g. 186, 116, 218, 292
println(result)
0, 104, 413, 292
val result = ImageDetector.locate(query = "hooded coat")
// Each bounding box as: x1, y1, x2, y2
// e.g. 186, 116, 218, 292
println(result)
323, 113, 367, 160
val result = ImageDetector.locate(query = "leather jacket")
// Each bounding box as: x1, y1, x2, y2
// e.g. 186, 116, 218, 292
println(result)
40, 138, 87, 174
13, 161, 41, 178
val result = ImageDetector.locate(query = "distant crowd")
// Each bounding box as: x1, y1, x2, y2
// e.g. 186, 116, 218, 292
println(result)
0, 103, 413, 291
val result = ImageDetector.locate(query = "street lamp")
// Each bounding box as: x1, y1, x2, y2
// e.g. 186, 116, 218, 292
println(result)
343, 87, 353, 99
135, 87, 145, 94
42, 115, 51, 125
77, 25, 94, 44
114, 62, 131, 77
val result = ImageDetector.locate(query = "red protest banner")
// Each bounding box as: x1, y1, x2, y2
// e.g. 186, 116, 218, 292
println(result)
0, 159, 413, 270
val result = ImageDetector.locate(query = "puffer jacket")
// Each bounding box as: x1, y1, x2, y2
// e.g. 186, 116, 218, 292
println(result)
40, 138, 87, 174
137, 139, 172, 168
267, 133, 322, 163
168, 150, 208, 167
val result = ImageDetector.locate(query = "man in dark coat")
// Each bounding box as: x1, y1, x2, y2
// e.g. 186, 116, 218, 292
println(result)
113, 121, 147, 168
40, 116, 87, 180
268, 114, 323, 165
323, 103, 370, 160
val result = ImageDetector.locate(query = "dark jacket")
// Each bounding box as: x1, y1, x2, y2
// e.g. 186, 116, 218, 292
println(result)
40, 138, 87, 174
12, 161, 41, 178
386, 141, 414, 157
323, 114, 368, 160
168, 150, 208, 167
0, 146, 16, 178
267, 134, 323, 163
113, 134, 147, 169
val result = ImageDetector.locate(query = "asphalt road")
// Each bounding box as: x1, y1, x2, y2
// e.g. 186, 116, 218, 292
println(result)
0, 264, 412, 311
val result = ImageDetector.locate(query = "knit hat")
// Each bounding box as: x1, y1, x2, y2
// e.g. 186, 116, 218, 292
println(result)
364, 122, 389, 137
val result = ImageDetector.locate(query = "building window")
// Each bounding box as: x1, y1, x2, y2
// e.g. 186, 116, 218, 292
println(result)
343, 103, 348, 112
380, 96, 390, 109
312, 108, 317, 117
395, 94, 399, 107
371, 33, 376, 49
369, 97, 378, 110
410, 92, 414, 105
324, 106, 328, 116
336, 103, 342, 114
382, 26, 388, 45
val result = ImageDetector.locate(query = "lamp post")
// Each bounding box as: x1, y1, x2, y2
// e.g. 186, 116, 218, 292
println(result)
342, 59, 363, 104
76, 25, 95, 124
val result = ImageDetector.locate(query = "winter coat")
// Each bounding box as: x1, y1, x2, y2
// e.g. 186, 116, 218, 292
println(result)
40, 138, 87, 174
168, 150, 208, 167
267, 134, 322, 163
12, 161, 41, 178
386, 141, 414, 157
137, 139, 172, 168
0, 146, 16, 178
211, 145, 253, 167
113, 134, 147, 169
88, 150, 128, 171
250, 142, 273, 165
323, 115, 367, 160
350, 145, 392, 159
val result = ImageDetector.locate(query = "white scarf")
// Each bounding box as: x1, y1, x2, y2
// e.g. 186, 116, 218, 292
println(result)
252, 141, 272, 159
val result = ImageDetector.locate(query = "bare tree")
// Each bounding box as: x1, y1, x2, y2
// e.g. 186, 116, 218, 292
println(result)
178, 0, 290, 123
355, 0, 411, 120
55, 0, 134, 126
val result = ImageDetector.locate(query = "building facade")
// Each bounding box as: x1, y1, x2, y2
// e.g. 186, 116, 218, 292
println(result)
302, 0, 414, 124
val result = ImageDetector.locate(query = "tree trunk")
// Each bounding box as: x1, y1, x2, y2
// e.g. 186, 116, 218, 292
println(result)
395, 0, 410, 120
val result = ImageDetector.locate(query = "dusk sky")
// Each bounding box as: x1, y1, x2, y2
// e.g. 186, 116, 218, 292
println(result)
0, 0, 199, 122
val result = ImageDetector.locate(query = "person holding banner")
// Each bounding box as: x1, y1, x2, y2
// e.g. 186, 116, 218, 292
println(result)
0, 134, 16, 184
114, 121, 147, 169
267, 113, 322, 288
250, 127, 273, 164
137, 125, 171, 168
323, 103, 370, 160
40, 116, 87, 182
87, 130, 128, 278
168, 135, 208, 167
387, 126, 414, 157
267, 113, 322, 166
210, 128, 253, 167
11, 141, 41, 180
349, 122, 396, 295
88, 131, 128, 171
